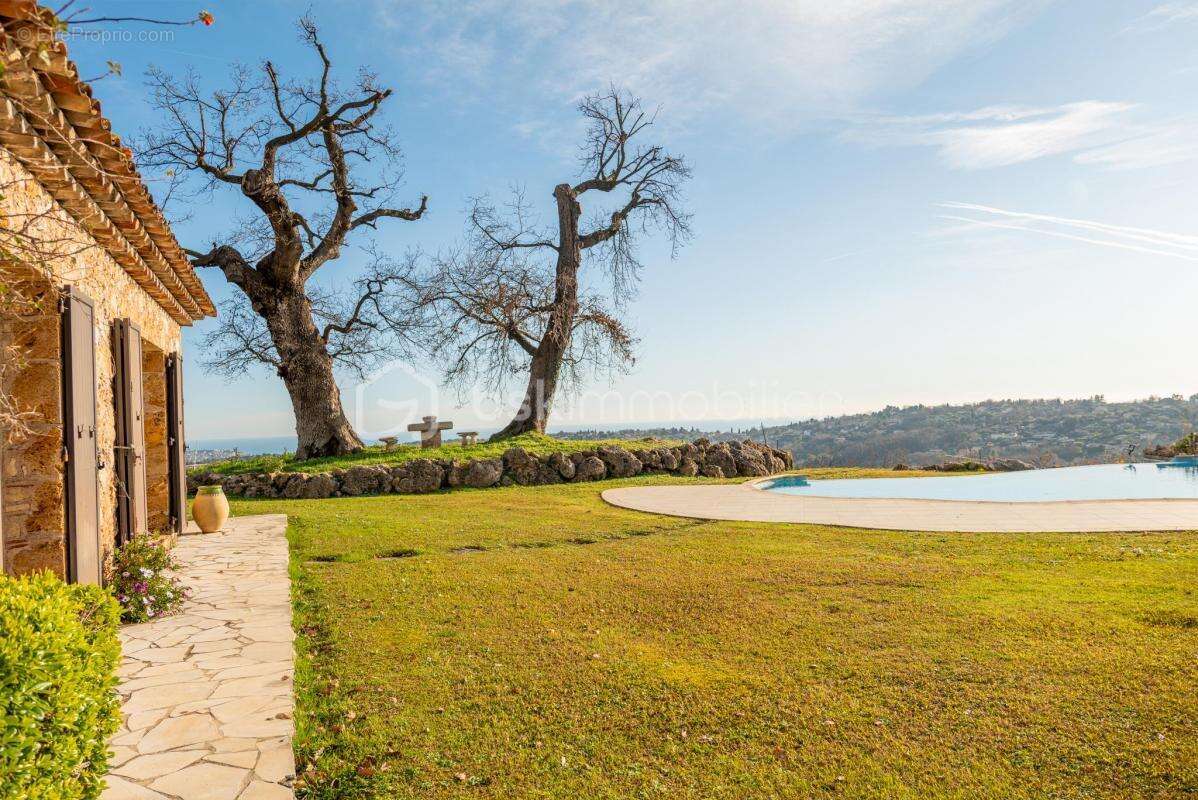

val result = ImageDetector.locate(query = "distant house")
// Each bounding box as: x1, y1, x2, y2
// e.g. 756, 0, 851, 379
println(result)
0, 3, 215, 583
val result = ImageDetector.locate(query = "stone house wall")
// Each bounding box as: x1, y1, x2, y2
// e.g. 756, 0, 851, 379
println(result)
0, 272, 65, 575
0, 151, 183, 578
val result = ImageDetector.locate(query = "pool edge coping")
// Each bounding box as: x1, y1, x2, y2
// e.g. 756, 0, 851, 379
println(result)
744, 470, 1198, 506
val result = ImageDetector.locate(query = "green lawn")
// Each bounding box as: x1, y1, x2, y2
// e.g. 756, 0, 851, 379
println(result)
232, 473, 1198, 799
196, 432, 681, 475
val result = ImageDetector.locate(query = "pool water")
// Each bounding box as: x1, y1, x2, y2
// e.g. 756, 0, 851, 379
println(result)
759, 463, 1198, 503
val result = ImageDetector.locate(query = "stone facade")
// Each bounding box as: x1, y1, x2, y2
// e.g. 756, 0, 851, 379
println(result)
0, 127, 214, 582
0, 273, 65, 575
0, 152, 189, 578
189, 440, 794, 500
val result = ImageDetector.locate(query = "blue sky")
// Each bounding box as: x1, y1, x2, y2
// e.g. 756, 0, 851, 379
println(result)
67, 1, 1198, 442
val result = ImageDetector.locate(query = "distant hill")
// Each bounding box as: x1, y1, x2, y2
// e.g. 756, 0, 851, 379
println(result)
554, 396, 1198, 468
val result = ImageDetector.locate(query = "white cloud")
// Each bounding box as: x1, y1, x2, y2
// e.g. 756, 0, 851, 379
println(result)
937, 202, 1198, 261
849, 103, 1198, 170
1073, 118, 1198, 169
927, 102, 1136, 169
374, 0, 1049, 125
848, 102, 1134, 168
1124, 2, 1198, 33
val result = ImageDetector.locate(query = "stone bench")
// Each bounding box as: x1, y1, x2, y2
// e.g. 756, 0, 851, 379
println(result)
379, 436, 398, 452
458, 432, 479, 447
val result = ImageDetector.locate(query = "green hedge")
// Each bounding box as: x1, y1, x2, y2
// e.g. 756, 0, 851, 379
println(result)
0, 572, 122, 800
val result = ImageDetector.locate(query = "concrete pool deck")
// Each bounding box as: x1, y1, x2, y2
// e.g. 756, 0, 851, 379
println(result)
602, 481, 1198, 532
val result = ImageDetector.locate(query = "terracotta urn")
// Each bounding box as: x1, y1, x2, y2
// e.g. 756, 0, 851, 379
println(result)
192, 485, 229, 533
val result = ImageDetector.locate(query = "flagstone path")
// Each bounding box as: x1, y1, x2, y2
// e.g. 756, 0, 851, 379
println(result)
101, 514, 296, 800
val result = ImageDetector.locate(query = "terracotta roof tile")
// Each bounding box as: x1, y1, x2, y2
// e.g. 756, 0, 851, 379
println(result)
0, 0, 215, 323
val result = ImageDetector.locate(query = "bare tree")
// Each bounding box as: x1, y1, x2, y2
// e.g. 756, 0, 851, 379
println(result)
137, 18, 428, 459
417, 88, 690, 439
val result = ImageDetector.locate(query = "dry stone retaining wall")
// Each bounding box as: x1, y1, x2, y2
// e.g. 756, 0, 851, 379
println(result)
188, 439, 794, 500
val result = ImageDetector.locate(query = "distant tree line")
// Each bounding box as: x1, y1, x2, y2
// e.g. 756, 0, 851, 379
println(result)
556, 396, 1198, 468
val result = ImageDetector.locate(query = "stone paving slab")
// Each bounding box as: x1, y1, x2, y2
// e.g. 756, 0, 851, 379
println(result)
102, 514, 296, 800
602, 483, 1198, 532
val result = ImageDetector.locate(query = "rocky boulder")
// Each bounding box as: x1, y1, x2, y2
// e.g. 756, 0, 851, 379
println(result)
701, 444, 738, 478
728, 441, 770, 477
340, 465, 390, 496
503, 447, 541, 485
923, 460, 987, 473
547, 451, 576, 480
572, 455, 607, 481
392, 459, 444, 493
285, 472, 335, 499
988, 458, 1035, 472
535, 455, 565, 485
638, 448, 663, 471
597, 446, 643, 478
448, 457, 504, 489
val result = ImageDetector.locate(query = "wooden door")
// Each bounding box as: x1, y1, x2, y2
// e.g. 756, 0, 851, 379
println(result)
165, 353, 186, 535
113, 319, 148, 543
62, 287, 101, 584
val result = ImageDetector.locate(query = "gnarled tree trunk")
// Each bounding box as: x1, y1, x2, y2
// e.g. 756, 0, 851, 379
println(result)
255, 287, 364, 459
491, 184, 581, 440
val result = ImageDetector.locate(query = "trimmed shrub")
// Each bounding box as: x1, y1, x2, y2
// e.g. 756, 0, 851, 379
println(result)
108, 534, 187, 623
0, 572, 121, 800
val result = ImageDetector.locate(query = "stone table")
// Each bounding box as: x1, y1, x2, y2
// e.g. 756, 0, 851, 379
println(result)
407, 415, 452, 448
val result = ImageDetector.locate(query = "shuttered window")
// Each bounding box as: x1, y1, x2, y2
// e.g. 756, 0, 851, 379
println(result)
165, 353, 186, 535
62, 287, 101, 585
112, 319, 148, 544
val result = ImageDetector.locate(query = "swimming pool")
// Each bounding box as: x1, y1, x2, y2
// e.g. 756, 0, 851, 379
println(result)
758, 463, 1198, 503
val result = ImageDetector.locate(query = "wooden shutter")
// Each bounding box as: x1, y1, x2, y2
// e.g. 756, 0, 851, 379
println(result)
165, 353, 186, 535
112, 319, 148, 543
62, 287, 101, 585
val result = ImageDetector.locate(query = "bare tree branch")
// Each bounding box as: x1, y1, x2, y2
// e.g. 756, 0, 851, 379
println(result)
349, 194, 428, 231
200, 296, 282, 377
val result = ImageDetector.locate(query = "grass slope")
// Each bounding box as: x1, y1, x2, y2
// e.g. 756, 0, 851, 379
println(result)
196, 432, 681, 476
233, 474, 1198, 799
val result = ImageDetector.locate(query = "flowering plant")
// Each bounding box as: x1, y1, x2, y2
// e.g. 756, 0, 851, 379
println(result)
107, 535, 188, 624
